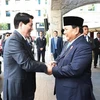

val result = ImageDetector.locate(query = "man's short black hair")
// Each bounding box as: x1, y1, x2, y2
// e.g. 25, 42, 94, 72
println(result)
82, 25, 88, 28
14, 12, 34, 29
54, 30, 58, 34
97, 32, 100, 34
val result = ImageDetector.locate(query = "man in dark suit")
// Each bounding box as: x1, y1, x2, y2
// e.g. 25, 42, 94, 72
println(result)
3, 12, 51, 100
48, 16, 95, 100
36, 31, 46, 62
93, 32, 100, 68
51, 30, 63, 60
83, 25, 95, 50
2, 32, 12, 56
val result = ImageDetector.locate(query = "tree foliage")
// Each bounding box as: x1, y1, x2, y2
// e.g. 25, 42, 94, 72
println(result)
0, 23, 8, 30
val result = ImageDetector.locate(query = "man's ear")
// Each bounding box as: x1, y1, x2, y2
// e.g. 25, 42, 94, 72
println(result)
19, 22, 23, 27
75, 27, 79, 35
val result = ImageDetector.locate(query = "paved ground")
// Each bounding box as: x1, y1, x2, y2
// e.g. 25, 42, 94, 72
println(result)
92, 67, 100, 100
0, 48, 100, 100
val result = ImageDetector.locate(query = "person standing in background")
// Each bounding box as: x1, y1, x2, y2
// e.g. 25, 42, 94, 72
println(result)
0, 32, 12, 100
93, 32, 100, 68
83, 25, 95, 50
36, 31, 46, 62
51, 30, 63, 60
2, 32, 12, 56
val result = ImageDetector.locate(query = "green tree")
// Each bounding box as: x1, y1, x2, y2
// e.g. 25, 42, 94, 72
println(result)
0, 23, 8, 30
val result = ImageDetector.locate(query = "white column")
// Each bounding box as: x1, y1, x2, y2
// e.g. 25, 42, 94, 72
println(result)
49, 10, 62, 37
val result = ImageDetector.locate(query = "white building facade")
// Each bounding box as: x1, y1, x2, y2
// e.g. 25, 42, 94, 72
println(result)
0, 0, 50, 37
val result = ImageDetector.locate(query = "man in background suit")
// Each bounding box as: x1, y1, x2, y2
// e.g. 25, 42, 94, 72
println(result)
83, 25, 95, 50
48, 16, 95, 100
51, 31, 63, 60
93, 32, 100, 68
3, 12, 51, 100
36, 31, 46, 62
2, 32, 12, 56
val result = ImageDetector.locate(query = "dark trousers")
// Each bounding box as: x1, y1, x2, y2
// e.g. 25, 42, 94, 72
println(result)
37, 50, 45, 62
53, 49, 59, 60
94, 52, 100, 66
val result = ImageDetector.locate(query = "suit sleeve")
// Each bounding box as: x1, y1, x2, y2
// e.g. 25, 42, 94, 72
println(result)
44, 38, 46, 47
60, 37, 63, 51
92, 38, 96, 50
51, 38, 53, 53
36, 38, 39, 49
9, 38, 47, 73
52, 44, 92, 78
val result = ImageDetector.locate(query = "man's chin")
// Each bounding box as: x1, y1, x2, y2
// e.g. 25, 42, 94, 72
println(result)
27, 34, 31, 38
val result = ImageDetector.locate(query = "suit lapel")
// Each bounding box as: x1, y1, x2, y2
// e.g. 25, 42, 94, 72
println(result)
24, 39, 34, 59
14, 30, 34, 59
59, 45, 73, 59
57, 37, 59, 44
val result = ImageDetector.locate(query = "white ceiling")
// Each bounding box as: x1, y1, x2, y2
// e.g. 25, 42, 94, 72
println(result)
51, 0, 100, 15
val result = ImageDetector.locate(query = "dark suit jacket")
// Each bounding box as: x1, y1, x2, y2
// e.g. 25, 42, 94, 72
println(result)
87, 36, 95, 50
36, 36, 46, 51
94, 38, 100, 54
51, 36, 63, 55
52, 35, 95, 100
3, 30, 47, 100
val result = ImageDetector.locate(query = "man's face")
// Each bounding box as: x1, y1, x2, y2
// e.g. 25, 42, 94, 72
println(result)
83, 26, 89, 35
39, 32, 43, 37
63, 25, 79, 42
53, 32, 58, 37
97, 33, 100, 38
5, 34, 11, 40
21, 18, 33, 38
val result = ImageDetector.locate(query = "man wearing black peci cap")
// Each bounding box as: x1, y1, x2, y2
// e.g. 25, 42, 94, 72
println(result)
49, 16, 96, 100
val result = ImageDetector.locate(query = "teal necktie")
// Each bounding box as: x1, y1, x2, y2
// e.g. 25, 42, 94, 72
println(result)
67, 42, 70, 48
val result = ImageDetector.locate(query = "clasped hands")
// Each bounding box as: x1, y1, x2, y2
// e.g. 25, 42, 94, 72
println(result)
46, 61, 57, 75
40, 48, 43, 51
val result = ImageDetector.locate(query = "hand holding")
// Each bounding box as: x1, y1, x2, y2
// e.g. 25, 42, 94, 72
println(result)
50, 61, 57, 67
46, 63, 55, 75
40, 48, 43, 51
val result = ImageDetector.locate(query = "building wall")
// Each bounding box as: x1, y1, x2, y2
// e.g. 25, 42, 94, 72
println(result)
0, 0, 50, 37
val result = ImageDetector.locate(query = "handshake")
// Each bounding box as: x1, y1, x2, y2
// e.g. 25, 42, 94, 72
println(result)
46, 61, 57, 75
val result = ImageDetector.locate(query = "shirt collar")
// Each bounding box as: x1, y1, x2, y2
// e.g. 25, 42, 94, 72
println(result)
16, 29, 26, 40
69, 34, 83, 45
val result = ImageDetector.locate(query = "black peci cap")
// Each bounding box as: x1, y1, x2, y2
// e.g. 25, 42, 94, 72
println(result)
63, 16, 84, 27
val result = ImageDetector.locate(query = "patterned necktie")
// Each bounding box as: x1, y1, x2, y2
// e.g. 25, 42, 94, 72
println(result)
67, 42, 71, 48
25, 40, 31, 49
84, 36, 87, 41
